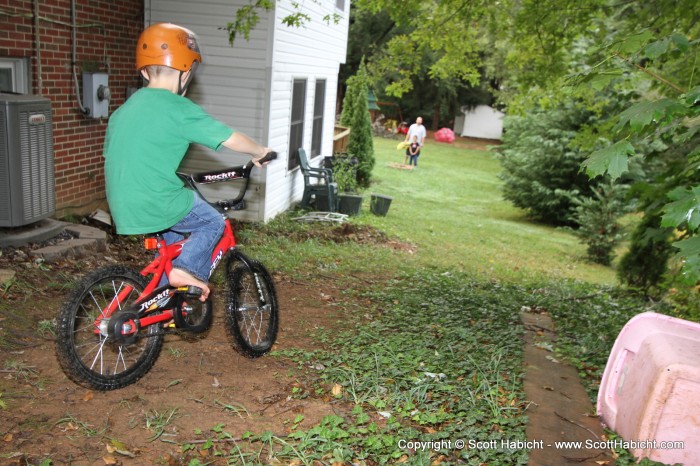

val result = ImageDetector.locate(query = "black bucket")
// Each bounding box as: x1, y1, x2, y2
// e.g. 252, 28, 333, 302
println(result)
338, 194, 363, 216
370, 194, 393, 216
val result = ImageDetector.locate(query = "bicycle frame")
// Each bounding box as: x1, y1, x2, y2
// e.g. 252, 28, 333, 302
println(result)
96, 156, 270, 335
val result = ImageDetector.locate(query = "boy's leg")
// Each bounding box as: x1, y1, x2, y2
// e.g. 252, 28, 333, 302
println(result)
167, 195, 224, 300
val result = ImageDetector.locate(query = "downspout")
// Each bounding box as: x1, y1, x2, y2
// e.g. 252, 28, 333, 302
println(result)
71, 0, 89, 115
33, 0, 42, 94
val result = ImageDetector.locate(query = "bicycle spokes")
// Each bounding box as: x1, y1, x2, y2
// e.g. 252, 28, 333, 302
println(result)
225, 259, 278, 357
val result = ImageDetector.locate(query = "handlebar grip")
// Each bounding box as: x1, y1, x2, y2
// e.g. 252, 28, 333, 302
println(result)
244, 151, 277, 172
259, 151, 277, 164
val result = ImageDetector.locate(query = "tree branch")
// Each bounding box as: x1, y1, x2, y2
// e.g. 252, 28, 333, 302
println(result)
613, 51, 686, 94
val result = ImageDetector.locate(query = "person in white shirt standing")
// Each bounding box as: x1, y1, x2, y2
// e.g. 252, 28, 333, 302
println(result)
404, 116, 427, 166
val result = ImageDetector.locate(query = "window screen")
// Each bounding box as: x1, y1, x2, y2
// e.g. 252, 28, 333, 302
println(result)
311, 80, 326, 157
288, 79, 307, 170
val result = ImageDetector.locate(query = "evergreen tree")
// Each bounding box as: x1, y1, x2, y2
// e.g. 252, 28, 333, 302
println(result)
344, 60, 375, 187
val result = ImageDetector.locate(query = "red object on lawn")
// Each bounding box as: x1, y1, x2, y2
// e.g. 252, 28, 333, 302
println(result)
434, 127, 455, 143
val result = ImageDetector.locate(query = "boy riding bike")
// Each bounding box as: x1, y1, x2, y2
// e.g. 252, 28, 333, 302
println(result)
104, 23, 272, 302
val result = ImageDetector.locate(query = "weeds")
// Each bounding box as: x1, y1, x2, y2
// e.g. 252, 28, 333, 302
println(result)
4, 360, 38, 381
261, 270, 530, 464
144, 407, 180, 442
214, 399, 250, 419
36, 319, 56, 337
56, 414, 106, 438
167, 347, 184, 358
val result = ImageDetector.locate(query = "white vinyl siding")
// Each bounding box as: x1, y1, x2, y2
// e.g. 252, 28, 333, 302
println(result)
143, 0, 349, 221
266, 1, 348, 217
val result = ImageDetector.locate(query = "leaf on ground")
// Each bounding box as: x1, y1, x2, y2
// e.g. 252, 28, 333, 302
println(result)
534, 342, 554, 352
166, 379, 182, 388
106, 439, 136, 458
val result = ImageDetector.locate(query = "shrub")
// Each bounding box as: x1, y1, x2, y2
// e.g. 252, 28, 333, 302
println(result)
617, 213, 675, 293
333, 158, 358, 193
497, 101, 601, 226
570, 183, 629, 265
342, 59, 375, 188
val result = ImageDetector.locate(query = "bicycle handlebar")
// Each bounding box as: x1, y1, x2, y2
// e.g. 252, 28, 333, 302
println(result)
177, 151, 277, 212
248, 151, 278, 169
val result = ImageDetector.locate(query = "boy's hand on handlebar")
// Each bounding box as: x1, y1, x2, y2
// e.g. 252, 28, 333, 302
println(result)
252, 149, 277, 167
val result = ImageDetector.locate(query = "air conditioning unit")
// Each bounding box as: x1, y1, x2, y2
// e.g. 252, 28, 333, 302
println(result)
0, 94, 55, 227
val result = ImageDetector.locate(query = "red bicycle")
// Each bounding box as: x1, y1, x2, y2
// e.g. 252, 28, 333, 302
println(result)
56, 152, 279, 390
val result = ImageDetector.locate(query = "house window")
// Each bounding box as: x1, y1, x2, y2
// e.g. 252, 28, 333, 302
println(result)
288, 79, 307, 170
336, 0, 345, 11
311, 80, 326, 157
0, 58, 30, 94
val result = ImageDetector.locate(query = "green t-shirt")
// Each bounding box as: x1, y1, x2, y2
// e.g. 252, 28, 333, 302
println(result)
104, 88, 234, 234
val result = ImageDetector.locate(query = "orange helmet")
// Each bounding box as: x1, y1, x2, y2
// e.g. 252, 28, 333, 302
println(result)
136, 23, 201, 71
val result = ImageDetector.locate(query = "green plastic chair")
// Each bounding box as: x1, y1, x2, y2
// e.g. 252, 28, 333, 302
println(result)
297, 148, 338, 212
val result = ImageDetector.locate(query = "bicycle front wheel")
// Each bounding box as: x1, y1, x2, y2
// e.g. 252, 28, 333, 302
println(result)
55, 266, 164, 390
225, 257, 279, 358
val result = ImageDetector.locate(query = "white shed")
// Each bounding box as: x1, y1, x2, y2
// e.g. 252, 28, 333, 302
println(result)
454, 105, 504, 140
144, 0, 350, 222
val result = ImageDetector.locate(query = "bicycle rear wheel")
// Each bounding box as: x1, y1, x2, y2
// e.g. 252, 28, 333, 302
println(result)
225, 256, 279, 358
55, 266, 164, 390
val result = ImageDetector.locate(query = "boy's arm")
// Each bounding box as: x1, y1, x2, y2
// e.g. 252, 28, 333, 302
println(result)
222, 132, 273, 166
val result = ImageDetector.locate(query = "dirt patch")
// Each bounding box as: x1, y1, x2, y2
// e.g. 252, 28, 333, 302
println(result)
0, 222, 401, 465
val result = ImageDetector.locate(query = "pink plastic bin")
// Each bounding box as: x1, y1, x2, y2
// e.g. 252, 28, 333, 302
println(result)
597, 311, 700, 465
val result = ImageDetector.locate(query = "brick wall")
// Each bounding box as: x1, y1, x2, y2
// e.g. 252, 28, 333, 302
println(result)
0, 0, 143, 215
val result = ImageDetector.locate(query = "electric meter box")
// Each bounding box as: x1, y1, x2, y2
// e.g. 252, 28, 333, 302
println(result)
82, 71, 110, 118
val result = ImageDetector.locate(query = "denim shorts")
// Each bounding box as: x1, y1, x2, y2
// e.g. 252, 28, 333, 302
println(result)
160, 194, 225, 283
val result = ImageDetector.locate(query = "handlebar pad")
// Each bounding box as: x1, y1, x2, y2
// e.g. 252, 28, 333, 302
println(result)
191, 151, 277, 184
191, 166, 247, 184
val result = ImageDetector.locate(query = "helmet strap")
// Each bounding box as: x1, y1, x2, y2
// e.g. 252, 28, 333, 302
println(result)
177, 62, 198, 96
140, 68, 150, 87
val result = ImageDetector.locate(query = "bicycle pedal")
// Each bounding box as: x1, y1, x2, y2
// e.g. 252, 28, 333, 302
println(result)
176, 285, 203, 297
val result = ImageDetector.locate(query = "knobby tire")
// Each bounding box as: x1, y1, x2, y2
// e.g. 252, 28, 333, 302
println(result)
55, 266, 164, 391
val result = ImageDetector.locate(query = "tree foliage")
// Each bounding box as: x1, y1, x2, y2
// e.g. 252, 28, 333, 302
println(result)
498, 100, 603, 226
578, 30, 700, 281
223, 0, 341, 45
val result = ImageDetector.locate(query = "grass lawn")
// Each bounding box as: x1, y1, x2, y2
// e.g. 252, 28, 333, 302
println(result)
357, 137, 618, 284
248, 137, 619, 286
